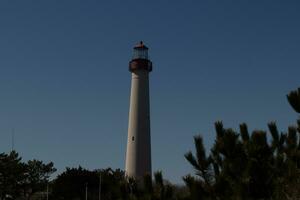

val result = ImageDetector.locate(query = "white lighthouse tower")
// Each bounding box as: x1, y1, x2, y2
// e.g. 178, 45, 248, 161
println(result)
125, 41, 152, 179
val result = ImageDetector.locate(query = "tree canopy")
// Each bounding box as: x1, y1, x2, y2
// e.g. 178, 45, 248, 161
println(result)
0, 151, 56, 200
183, 87, 300, 200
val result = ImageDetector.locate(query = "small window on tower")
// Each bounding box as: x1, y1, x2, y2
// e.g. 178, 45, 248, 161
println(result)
132, 136, 135, 141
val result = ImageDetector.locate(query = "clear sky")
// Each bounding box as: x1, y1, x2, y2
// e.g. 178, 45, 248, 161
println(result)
0, 1, 299, 183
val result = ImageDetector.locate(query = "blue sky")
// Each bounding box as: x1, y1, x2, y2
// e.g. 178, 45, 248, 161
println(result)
0, 1, 299, 183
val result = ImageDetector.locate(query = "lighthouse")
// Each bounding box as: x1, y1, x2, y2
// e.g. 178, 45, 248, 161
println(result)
125, 41, 152, 179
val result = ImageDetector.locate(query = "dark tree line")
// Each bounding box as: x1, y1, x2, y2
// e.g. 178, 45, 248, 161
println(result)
0, 151, 56, 200
50, 167, 176, 200
184, 88, 300, 200
1, 88, 300, 200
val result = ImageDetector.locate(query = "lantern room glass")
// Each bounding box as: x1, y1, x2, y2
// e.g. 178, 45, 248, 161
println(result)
132, 48, 148, 60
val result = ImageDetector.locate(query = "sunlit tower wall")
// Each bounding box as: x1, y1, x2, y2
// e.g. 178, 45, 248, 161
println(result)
125, 41, 152, 179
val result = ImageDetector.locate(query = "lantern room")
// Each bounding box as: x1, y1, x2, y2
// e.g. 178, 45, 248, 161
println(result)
132, 41, 149, 60
129, 41, 152, 72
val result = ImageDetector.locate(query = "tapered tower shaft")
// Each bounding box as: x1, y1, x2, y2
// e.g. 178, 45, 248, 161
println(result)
125, 42, 152, 178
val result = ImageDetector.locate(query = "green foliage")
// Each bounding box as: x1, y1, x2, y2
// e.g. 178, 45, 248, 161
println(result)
183, 87, 300, 199
239, 123, 249, 144
185, 122, 300, 200
185, 136, 212, 185
152, 171, 175, 200
51, 167, 178, 200
287, 88, 300, 113
52, 167, 126, 200
0, 151, 25, 199
23, 160, 56, 200
0, 151, 56, 200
